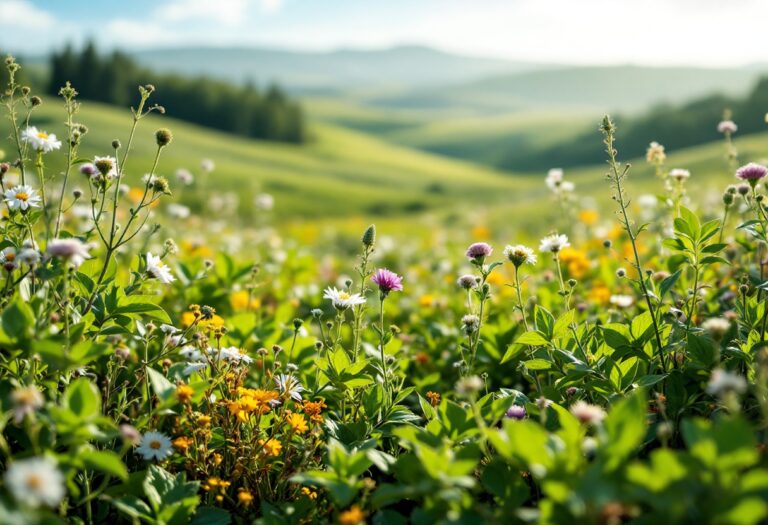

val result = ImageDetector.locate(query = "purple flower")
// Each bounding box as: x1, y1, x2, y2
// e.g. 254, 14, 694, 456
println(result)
735, 163, 768, 183
371, 268, 403, 295
505, 405, 526, 420
465, 242, 493, 261
79, 163, 97, 176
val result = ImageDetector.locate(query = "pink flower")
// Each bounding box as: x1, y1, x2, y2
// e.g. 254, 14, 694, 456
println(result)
371, 268, 403, 295
465, 242, 493, 261
736, 163, 767, 182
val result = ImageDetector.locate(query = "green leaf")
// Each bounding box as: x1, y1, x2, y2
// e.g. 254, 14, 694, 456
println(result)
601, 389, 646, 471
190, 507, 231, 525
82, 450, 128, 480
523, 359, 552, 370
514, 331, 550, 346
659, 269, 681, 299
2, 297, 35, 340
147, 367, 175, 401
63, 378, 101, 420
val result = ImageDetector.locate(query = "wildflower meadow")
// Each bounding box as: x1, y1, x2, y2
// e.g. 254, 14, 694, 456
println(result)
2, 42, 768, 525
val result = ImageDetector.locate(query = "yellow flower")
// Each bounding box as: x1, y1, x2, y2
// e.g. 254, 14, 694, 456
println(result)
237, 489, 254, 507
259, 438, 282, 457
419, 294, 436, 308
172, 436, 193, 452
175, 384, 194, 403
471, 225, 491, 240
287, 413, 309, 434
579, 209, 599, 225
230, 290, 261, 311
338, 505, 366, 525
589, 285, 611, 305
558, 247, 591, 279
181, 239, 212, 258
197, 415, 212, 427
301, 487, 317, 500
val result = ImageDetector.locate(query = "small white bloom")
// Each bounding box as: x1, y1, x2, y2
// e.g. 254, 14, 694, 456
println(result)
323, 286, 366, 309
166, 203, 190, 219
4, 185, 41, 211
0, 247, 18, 270
46, 238, 91, 268
545, 168, 564, 190
135, 431, 173, 461
17, 247, 41, 266
503, 244, 537, 266
200, 158, 215, 173
254, 193, 274, 211
5, 456, 65, 508
175, 168, 194, 185
707, 368, 747, 397
701, 317, 731, 341
560, 180, 575, 192
669, 168, 691, 182
275, 374, 305, 401
609, 294, 635, 308
455, 375, 484, 397
21, 126, 62, 153
718, 120, 738, 134
11, 385, 44, 424
539, 233, 570, 254
182, 362, 207, 376
145, 252, 175, 284
570, 401, 606, 425
93, 156, 117, 180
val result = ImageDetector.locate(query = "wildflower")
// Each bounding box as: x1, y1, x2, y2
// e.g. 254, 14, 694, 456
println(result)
503, 245, 537, 267
302, 399, 327, 423
455, 375, 483, 397
1, 247, 18, 271
579, 209, 599, 225
505, 405, 526, 420
229, 388, 280, 421
254, 193, 274, 211
701, 317, 731, 342
362, 224, 376, 247
4, 185, 41, 211
46, 238, 91, 268
145, 252, 175, 284
201, 158, 215, 173
120, 424, 141, 446
18, 246, 40, 266
4, 456, 65, 508
237, 489, 254, 507
215, 346, 254, 365
301, 487, 318, 499
465, 242, 493, 261
461, 314, 480, 334
536, 397, 553, 410
11, 385, 44, 424
718, 120, 738, 134
706, 368, 747, 396
287, 412, 309, 434
21, 126, 61, 153
155, 128, 173, 147
570, 401, 606, 425
136, 431, 173, 461
175, 168, 194, 185
545, 168, 564, 190
80, 163, 97, 177
338, 505, 366, 525
166, 203, 190, 219
457, 274, 479, 289
260, 438, 282, 457
736, 163, 768, 184
275, 374, 305, 401
93, 156, 117, 179
323, 286, 366, 309
669, 168, 690, 182
175, 384, 194, 403
609, 294, 634, 308
539, 233, 570, 254
426, 391, 441, 407
645, 141, 666, 164
371, 268, 404, 295
172, 436, 193, 452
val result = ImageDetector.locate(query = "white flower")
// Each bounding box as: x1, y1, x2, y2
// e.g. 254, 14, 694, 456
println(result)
503, 244, 537, 267
718, 120, 738, 134
637, 194, 658, 209
570, 401, 606, 425
0, 247, 18, 270
11, 385, 44, 424
214, 346, 254, 365
182, 362, 207, 376
93, 156, 117, 180
701, 317, 731, 341
166, 203, 190, 219
275, 374, 305, 401
5, 456, 65, 508
175, 168, 194, 185
545, 168, 563, 190
46, 238, 91, 268
646, 141, 666, 164
707, 368, 747, 397
539, 233, 570, 254
21, 126, 62, 153
455, 375, 484, 397
560, 180, 575, 192
145, 252, 175, 284
200, 158, 215, 173
4, 185, 41, 211
255, 193, 274, 211
609, 294, 635, 308
323, 286, 366, 309
669, 168, 691, 182
136, 431, 173, 461
179, 345, 204, 362
18, 247, 41, 266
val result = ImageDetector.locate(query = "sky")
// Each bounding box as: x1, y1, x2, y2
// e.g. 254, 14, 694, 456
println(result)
1, 0, 766, 66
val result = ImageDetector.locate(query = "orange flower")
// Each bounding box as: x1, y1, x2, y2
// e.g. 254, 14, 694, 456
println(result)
237, 489, 254, 507
259, 438, 282, 457
301, 486, 318, 499
589, 285, 611, 305
338, 505, 366, 525
302, 399, 327, 423
230, 290, 261, 311
558, 247, 591, 279
172, 436, 193, 452
228, 388, 279, 422
175, 384, 194, 403
426, 391, 441, 407
287, 412, 309, 434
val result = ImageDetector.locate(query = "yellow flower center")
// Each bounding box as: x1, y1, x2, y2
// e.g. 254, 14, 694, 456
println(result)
149, 439, 162, 450
25, 474, 43, 490
15, 192, 28, 201
36, 132, 48, 140
5, 253, 15, 262
338, 292, 350, 300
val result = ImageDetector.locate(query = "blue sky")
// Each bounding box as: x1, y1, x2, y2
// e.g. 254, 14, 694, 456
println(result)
2, 0, 767, 66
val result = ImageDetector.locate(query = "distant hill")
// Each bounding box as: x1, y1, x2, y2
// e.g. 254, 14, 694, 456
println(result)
369, 65, 763, 113
130, 45, 551, 92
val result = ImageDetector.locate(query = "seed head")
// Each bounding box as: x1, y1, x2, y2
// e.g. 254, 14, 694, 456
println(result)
155, 128, 173, 147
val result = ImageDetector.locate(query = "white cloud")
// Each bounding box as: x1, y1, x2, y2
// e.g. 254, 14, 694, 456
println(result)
0, 0, 56, 29
104, 19, 178, 47
260, 0, 284, 14
154, 0, 250, 25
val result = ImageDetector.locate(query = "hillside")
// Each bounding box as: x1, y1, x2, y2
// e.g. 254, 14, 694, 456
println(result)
0, 101, 536, 221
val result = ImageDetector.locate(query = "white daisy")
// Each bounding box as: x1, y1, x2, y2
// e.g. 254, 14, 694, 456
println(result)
545, 168, 564, 190
275, 374, 305, 401
4, 456, 65, 508
166, 203, 190, 219
4, 185, 41, 211
46, 238, 91, 268
707, 369, 747, 397
21, 127, 62, 153
18, 247, 41, 266
11, 385, 44, 424
214, 346, 253, 365
669, 168, 691, 182
323, 287, 366, 309
92, 156, 117, 180
609, 294, 635, 308
503, 244, 537, 267
145, 252, 175, 284
539, 234, 570, 254
182, 362, 207, 376
135, 431, 173, 461
0, 247, 18, 270
179, 345, 204, 362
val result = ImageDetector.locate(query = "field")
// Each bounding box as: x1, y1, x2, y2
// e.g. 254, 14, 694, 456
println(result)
2, 49, 768, 525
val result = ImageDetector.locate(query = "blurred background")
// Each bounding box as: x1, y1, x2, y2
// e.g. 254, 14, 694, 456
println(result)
2, 0, 767, 234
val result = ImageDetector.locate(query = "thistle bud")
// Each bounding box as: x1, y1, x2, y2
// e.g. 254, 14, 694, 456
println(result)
292, 318, 303, 330
155, 128, 173, 147
112, 139, 121, 150
362, 224, 376, 248
30, 95, 42, 107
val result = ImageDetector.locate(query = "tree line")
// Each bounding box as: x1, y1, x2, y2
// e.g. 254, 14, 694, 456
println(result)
500, 76, 768, 172
48, 43, 305, 143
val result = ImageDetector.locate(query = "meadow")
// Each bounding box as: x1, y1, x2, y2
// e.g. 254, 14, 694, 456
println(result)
1, 51, 768, 525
